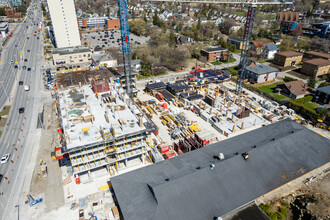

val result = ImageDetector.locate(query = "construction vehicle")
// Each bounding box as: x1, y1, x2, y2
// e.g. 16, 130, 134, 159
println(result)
27, 194, 42, 207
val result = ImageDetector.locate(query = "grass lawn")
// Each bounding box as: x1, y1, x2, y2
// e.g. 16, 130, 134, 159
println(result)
233, 49, 241, 54
211, 61, 222, 65
290, 96, 319, 114
227, 57, 236, 63
256, 82, 287, 100
235, 11, 247, 17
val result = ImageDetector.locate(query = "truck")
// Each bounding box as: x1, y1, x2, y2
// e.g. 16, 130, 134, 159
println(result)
24, 85, 30, 91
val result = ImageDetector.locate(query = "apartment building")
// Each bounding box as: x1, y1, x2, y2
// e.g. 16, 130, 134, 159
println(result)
52, 46, 92, 68
273, 51, 303, 67
227, 37, 248, 50
301, 58, 330, 76
47, 0, 81, 48
200, 47, 228, 62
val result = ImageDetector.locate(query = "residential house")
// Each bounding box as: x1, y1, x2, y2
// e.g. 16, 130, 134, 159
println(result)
301, 58, 330, 76
313, 85, 330, 104
200, 47, 229, 62
227, 37, 248, 50
273, 51, 303, 67
215, 18, 223, 26
264, 44, 279, 60
250, 41, 273, 56
304, 51, 330, 61
276, 80, 308, 99
245, 64, 279, 83
177, 36, 192, 44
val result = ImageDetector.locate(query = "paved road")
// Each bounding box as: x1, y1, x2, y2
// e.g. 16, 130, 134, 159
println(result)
0, 0, 44, 219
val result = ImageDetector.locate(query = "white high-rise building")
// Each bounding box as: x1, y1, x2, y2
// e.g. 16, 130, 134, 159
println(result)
47, 0, 81, 48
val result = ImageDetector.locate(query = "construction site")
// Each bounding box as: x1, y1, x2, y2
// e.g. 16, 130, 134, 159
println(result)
137, 68, 303, 162
53, 69, 157, 182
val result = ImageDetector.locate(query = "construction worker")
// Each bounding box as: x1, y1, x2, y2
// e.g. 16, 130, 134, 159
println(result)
243, 152, 249, 160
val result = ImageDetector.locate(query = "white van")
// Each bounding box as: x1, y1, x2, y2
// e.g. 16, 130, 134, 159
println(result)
24, 85, 30, 91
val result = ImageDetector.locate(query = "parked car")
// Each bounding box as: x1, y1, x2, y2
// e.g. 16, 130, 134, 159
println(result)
19, 81, 23, 85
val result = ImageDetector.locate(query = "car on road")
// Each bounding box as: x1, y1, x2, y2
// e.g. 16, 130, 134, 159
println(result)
11, 60, 14, 64
14, 65, 18, 69
27, 50, 30, 52
19, 81, 23, 85
24, 59, 28, 62
19, 107, 25, 114
1, 154, 10, 164
27, 67, 31, 71
23, 66, 26, 70
37, 37, 39, 39
32, 67, 36, 71
0, 174, 3, 184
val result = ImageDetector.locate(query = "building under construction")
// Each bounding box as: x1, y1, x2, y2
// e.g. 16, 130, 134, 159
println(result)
54, 72, 157, 182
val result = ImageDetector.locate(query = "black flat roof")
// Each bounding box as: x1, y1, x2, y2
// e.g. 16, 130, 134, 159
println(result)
145, 82, 166, 89
111, 119, 330, 220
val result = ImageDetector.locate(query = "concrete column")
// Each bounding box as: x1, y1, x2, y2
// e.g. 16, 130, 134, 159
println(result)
241, 122, 244, 129
232, 125, 236, 132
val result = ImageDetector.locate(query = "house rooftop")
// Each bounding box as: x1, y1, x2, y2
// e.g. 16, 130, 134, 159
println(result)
282, 80, 307, 96
91, 53, 116, 63
228, 37, 245, 42
317, 85, 330, 95
202, 47, 227, 53
111, 119, 330, 220
304, 51, 330, 60
57, 84, 150, 152
303, 58, 330, 66
52, 46, 91, 55
276, 51, 303, 57
246, 64, 278, 75
266, 44, 278, 51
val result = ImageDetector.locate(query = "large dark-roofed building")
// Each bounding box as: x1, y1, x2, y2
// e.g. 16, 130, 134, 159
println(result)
111, 119, 330, 220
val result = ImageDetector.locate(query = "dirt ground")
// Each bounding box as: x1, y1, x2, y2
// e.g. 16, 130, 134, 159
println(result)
29, 101, 64, 212
264, 172, 330, 220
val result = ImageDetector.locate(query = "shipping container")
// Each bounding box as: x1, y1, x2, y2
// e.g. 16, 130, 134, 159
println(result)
158, 144, 169, 154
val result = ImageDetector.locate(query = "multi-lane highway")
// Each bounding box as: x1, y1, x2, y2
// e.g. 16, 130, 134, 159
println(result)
0, 0, 45, 219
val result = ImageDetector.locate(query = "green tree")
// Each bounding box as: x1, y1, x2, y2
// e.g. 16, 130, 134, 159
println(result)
318, 108, 330, 120
0, 8, 6, 16
307, 72, 317, 89
152, 11, 163, 28
318, 82, 330, 88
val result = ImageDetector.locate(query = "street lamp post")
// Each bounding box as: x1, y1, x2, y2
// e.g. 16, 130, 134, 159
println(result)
15, 205, 19, 220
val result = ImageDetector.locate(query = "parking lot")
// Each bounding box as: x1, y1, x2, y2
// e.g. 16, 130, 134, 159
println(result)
82, 30, 149, 49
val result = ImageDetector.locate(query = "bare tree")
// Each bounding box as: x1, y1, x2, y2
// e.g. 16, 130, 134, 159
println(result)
219, 18, 236, 35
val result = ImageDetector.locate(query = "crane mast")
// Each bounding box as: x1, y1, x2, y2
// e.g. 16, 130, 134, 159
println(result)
235, 5, 256, 94
118, 0, 134, 97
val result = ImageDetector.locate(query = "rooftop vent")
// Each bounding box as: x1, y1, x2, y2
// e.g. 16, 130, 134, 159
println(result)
210, 164, 215, 170
165, 178, 170, 181
196, 166, 200, 170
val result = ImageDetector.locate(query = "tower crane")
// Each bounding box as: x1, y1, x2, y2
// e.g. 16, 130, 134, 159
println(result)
142, 0, 292, 94
118, 0, 134, 98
